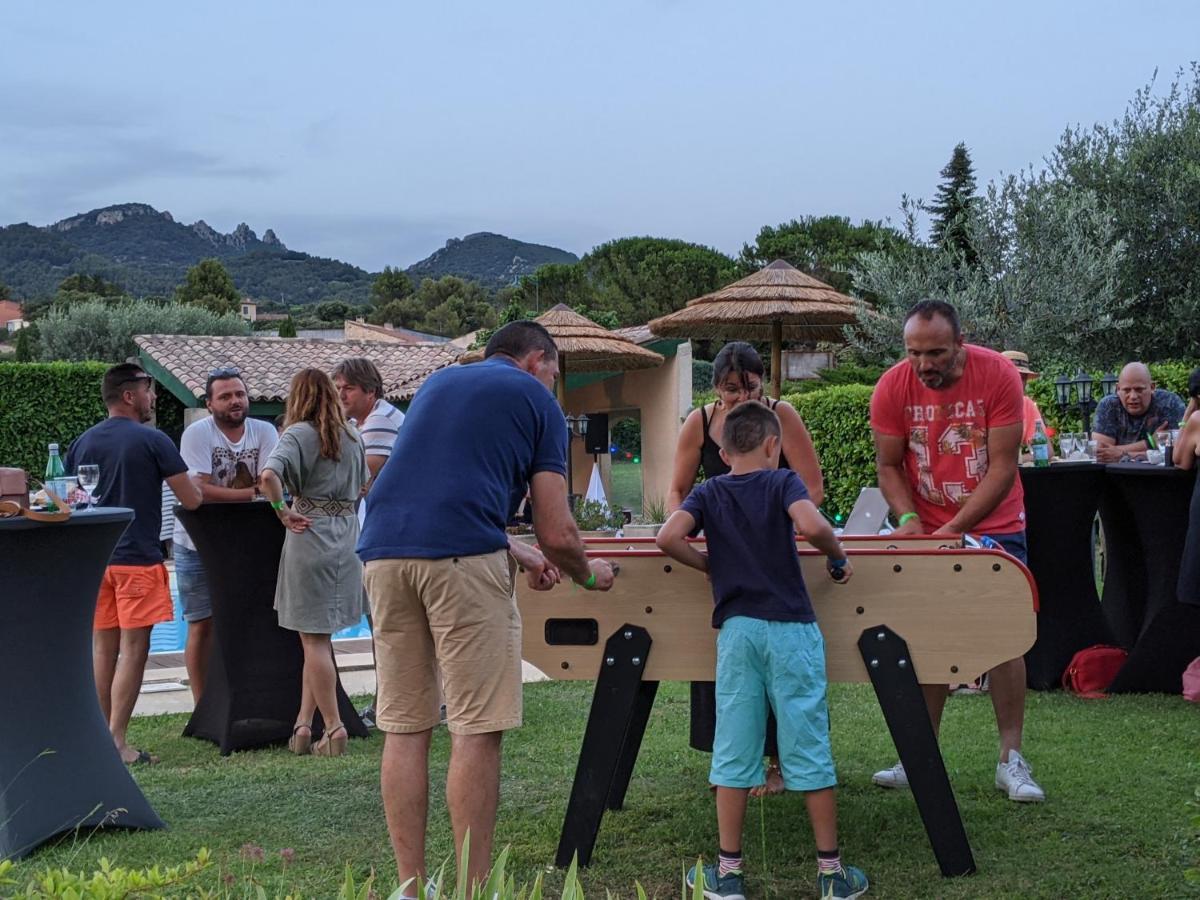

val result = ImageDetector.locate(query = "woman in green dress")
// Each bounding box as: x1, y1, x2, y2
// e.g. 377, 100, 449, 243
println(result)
261, 368, 369, 756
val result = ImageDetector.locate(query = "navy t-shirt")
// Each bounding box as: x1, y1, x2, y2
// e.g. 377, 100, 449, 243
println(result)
358, 356, 568, 561
65, 416, 188, 565
681, 468, 816, 628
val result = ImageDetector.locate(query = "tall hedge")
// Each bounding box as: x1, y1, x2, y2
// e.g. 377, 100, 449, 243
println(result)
0, 362, 109, 480
784, 384, 876, 522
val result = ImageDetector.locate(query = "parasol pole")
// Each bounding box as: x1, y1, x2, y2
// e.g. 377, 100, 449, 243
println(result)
771, 319, 783, 399
557, 353, 573, 498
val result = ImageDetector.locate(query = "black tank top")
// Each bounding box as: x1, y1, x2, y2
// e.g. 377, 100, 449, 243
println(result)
699, 400, 792, 478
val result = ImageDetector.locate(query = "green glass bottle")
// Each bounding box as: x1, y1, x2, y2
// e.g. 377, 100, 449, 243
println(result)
1031, 421, 1051, 468
44, 442, 66, 510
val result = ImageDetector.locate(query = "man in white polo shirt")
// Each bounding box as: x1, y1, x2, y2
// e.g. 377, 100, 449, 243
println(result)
174, 366, 278, 702
333, 357, 405, 728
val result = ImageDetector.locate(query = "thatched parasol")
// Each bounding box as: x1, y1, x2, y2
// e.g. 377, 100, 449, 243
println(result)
647, 259, 860, 398
460, 304, 664, 406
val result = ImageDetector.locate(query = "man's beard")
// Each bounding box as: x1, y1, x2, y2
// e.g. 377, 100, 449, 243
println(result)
214, 408, 247, 426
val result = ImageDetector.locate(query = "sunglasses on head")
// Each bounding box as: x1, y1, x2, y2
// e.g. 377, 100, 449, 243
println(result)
208, 366, 241, 379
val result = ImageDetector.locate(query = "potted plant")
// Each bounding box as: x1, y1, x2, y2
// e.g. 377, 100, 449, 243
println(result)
623, 495, 668, 538
573, 499, 626, 536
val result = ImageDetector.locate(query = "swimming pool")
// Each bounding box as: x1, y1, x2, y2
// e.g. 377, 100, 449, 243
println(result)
149, 570, 371, 654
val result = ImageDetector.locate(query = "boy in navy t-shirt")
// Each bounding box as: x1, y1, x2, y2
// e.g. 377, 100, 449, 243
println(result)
657, 402, 868, 900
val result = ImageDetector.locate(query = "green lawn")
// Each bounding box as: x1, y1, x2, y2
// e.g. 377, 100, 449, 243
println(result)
609, 460, 643, 518
7, 683, 1199, 898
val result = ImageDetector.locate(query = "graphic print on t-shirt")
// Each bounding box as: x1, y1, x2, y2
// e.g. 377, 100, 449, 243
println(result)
908, 420, 988, 508
210, 446, 261, 489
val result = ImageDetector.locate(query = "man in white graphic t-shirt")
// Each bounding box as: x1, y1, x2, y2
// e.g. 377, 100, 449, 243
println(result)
173, 366, 278, 702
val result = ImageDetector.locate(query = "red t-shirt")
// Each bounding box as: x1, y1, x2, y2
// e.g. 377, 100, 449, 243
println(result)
870, 344, 1026, 534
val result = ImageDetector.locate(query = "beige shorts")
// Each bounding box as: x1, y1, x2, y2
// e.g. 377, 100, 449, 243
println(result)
364, 551, 522, 735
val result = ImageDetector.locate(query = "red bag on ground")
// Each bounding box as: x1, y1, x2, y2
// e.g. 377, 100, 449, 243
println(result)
1183, 657, 1200, 703
1061, 645, 1128, 698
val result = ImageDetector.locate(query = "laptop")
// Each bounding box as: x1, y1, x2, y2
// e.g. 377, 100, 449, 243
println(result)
841, 487, 892, 535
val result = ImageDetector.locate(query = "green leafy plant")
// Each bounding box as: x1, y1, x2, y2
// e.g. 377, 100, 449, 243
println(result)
785, 384, 876, 523
0, 849, 212, 898
573, 499, 626, 532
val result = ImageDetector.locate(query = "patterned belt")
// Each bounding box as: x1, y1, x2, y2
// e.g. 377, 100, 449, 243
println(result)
294, 497, 356, 517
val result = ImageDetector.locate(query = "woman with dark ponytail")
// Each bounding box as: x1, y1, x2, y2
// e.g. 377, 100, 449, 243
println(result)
667, 341, 825, 796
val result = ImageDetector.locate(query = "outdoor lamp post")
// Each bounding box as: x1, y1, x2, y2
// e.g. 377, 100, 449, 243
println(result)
1053, 370, 1116, 439
565, 414, 589, 500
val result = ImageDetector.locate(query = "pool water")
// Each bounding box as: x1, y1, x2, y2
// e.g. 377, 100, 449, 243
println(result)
149, 571, 371, 654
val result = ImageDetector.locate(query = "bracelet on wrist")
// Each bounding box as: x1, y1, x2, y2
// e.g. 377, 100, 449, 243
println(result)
898, 512, 920, 526
579, 571, 597, 589
827, 557, 848, 568
270, 499, 285, 511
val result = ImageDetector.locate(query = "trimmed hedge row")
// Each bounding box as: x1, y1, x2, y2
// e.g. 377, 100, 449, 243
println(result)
0, 362, 187, 484
0, 362, 110, 480
783, 384, 875, 522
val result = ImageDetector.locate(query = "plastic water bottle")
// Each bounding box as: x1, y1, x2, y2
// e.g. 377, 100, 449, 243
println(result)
1031, 421, 1050, 468
44, 443, 65, 511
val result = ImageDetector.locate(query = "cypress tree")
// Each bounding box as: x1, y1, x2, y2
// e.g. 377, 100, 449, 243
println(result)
927, 142, 978, 264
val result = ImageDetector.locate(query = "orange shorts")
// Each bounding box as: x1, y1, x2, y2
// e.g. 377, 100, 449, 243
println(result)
94, 563, 173, 631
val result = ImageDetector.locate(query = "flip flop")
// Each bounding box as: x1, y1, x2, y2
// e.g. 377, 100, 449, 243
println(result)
125, 749, 158, 766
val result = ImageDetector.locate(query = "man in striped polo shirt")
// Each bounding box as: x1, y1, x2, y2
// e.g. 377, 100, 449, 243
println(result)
334, 356, 405, 728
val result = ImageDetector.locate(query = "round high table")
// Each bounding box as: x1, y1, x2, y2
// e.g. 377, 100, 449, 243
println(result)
1017, 462, 1111, 689
175, 501, 366, 755
1100, 462, 1200, 693
0, 508, 165, 861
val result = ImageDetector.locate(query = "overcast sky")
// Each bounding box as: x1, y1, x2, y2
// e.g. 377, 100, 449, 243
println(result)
3, 1, 1198, 272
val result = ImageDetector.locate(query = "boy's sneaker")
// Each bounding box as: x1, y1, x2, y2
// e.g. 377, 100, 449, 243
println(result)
818, 864, 869, 899
995, 750, 1045, 802
871, 761, 908, 789
686, 863, 745, 900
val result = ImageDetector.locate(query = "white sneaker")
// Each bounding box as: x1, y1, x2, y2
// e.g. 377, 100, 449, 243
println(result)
871, 760, 909, 789
996, 750, 1045, 802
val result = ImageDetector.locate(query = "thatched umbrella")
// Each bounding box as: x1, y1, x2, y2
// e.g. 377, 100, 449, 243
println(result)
461, 304, 664, 407
647, 259, 860, 398
461, 305, 664, 497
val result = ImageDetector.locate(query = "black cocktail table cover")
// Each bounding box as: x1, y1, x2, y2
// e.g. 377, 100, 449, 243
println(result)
1107, 464, 1200, 694
175, 502, 365, 754
0, 508, 165, 861
1019, 463, 1111, 689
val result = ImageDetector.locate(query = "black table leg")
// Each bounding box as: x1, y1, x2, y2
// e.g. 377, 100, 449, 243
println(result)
555, 624, 651, 868
858, 626, 975, 878
606, 680, 659, 811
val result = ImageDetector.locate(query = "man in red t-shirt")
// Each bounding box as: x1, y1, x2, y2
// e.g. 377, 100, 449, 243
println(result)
868, 300, 1045, 802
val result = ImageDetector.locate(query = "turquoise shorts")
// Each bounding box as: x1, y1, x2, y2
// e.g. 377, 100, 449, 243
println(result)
709, 616, 836, 792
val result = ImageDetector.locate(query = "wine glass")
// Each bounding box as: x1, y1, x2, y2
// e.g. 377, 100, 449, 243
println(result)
77, 464, 99, 511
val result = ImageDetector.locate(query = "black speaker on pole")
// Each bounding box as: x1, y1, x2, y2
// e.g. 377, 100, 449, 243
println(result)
583, 413, 609, 455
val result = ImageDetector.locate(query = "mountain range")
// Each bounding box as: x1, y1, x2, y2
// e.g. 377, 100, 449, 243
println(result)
0, 203, 578, 305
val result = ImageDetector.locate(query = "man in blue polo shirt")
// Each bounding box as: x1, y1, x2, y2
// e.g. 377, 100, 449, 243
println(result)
359, 320, 614, 897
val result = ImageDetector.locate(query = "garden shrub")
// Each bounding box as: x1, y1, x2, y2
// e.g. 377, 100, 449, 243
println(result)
0, 362, 109, 480
785, 384, 876, 522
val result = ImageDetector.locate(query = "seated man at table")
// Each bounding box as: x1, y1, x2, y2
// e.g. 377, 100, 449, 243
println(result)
1093, 363, 1185, 463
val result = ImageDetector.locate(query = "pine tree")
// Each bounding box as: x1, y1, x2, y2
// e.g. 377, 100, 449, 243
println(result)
278, 316, 297, 338
926, 143, 978, 264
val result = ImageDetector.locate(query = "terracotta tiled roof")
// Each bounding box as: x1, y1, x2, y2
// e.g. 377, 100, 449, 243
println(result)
611, 324, 655, 345
134, 334, 463, 403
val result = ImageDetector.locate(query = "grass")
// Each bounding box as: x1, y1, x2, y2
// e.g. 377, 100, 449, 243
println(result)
8, 683, 1200, 898
609, 460, 643, 518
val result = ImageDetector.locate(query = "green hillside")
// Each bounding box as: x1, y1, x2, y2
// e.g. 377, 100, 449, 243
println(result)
405, 231, 578, 287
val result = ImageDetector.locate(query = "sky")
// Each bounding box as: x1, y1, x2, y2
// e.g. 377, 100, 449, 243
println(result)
3, 1, 1199, 273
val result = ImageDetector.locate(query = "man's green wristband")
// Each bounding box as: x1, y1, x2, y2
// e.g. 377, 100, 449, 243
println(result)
898, 512, 919, 526
581, 571, 596, 589
270, 499, 285, 510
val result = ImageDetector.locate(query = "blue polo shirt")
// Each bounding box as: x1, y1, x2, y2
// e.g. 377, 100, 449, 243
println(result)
357, 356, 568, 561
681, 468, 816, 628
64, 416, 188, 565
